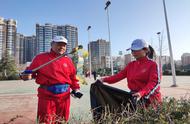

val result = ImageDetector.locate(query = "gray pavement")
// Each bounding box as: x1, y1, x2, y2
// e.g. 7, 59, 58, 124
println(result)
0, 76, 190, 123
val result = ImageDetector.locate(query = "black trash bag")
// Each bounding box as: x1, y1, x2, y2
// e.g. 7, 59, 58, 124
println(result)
90, 80, 137, 122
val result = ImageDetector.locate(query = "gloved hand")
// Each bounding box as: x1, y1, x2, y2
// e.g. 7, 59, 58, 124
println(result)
20, 70, 33, 81
70, 89, 83, 99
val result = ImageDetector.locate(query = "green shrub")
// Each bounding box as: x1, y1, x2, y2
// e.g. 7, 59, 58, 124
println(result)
91, 97, 190, 124
5, 97, 190, 124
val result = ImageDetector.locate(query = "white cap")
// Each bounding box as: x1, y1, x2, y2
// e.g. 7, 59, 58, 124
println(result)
129, 39, 148, 50
52, 36, 68, 44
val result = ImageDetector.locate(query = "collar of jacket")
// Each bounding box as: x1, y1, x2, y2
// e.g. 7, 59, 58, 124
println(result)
136, 56, 148, 62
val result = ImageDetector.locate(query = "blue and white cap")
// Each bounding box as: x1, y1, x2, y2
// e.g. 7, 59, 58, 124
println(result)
52, 36, 68, 44
127, 39, 148, 51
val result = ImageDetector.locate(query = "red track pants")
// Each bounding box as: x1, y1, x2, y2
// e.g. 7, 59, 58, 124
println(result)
37, 88, 70, 124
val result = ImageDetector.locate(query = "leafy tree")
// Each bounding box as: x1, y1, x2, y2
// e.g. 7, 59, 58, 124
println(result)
0, 52, 19, 80
71, 53, 78, 69
96, 67, 111, 76
83, 58, 88, 75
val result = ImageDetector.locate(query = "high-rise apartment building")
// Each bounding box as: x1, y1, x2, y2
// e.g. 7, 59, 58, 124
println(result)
16, 34, 37, 64
64, 25, 78, 52
44, 23, 53, 52
181, 53, 190, 66
89, 39, 110, 70
0, 17, 6, 60
36, 24, 44, 53
16, 33, 24, 64
23, 36, 36, 63
0, 17, 17, 59
7, 19, 17, 57
36, 23, 78, 54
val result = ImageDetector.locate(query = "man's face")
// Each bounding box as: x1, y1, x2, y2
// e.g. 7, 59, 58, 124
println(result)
51, 42, 67, 55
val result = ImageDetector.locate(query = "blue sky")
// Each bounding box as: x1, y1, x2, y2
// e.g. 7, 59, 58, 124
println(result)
1, 0, 190, 60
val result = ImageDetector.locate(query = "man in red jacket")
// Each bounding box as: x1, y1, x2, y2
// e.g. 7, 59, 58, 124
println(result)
21, 36, 80, 123
102, 39, 161, 106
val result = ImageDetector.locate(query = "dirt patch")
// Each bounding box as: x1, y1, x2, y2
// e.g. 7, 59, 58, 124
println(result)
0, 94, 37, 124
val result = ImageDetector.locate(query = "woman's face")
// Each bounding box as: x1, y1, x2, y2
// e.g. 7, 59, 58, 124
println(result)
51, 42, 67, 55
131, 48, 147, 59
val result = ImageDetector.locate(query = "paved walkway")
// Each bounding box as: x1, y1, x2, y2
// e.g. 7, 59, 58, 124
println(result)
0, 76, 190, 123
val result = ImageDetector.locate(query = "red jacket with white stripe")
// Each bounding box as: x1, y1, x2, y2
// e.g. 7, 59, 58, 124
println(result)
103, 56, 161, 101
27, 50, 80, 90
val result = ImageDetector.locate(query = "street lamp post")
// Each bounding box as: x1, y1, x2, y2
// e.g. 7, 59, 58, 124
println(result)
162, 0, 177, 87
87, 26, 92, 78
157, 32, 162, 75
105, 0, 114, 75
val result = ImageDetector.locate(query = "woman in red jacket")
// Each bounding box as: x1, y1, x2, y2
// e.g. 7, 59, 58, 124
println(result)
102, 39, 161, 106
